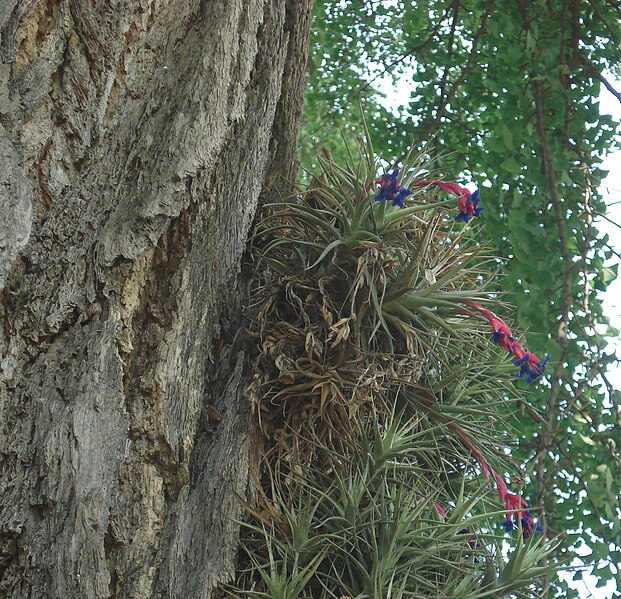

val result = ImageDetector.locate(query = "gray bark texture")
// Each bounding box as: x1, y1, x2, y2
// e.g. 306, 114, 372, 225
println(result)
0, 1, 313, 597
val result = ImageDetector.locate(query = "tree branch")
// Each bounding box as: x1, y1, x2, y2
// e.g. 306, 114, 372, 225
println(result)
579, 51, 621, 104
533, 80, 573, 416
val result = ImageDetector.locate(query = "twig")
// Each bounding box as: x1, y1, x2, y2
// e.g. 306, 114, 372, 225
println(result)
579, 52, 621, 104
533, 79, 573, 416
602, 241, 621, 260
581, 157, 594, 327
436, 1, 460, 121
436, 0, 497, 123
594, 70, 621, 103
594, 210, 621, 230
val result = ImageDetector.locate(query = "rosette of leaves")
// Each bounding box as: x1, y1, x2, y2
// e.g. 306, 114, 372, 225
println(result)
231, 411, 557, 598
249, 131, 499, 468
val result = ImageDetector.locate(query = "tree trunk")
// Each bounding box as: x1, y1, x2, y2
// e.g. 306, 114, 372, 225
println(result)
0, 1, 313, 597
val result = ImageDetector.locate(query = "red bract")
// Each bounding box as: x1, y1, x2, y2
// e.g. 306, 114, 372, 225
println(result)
466, 303, 514, 349
463, 301, 550, 384
416, 179, 469, 197
492, 470, 509, 503
448, 422, 543, 540
451, 423, 492, 480
501, 493, 544, 538
434, 502, 447, 518
504, 491, 529, 515
414, 179, 482, 222
511, 340, 551, 383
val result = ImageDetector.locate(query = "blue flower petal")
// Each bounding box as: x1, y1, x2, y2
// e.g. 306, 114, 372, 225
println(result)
501, 519, 516, 532
492, 331, 505, 344
375, 170, 413, 209
454, 213, 471, 223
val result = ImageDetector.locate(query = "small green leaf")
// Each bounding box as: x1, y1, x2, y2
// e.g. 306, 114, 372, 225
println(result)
501, 157, 522, 174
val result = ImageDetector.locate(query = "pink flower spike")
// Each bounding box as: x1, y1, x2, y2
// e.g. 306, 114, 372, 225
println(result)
449, 422, 491, 480
504, 492, 528, 517
463, 302, 514, 347
434, 502, 447, 519
492, 470, 509, 503
524, 351, 542, 367
415, 179, 469, 197
414, 180, 482, 223
511, 341, 526, 359
439, 181, 469, 197
463, 301, 550, 383
496, 335, 514, 353
457, 193, 469, 214
431, 181, 456, 195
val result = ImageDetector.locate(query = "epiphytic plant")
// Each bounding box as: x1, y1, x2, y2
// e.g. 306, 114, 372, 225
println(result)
238, 124, 554, 597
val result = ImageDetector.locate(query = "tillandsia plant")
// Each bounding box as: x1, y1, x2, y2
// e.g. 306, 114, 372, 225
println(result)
231, 412, 557, 599
240, 124, 556, 596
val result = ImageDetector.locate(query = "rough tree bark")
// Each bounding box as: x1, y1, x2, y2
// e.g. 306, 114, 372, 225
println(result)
0, 1, 313, 597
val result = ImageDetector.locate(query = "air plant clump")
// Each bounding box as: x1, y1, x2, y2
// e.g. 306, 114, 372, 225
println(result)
239, 127, 554, 597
